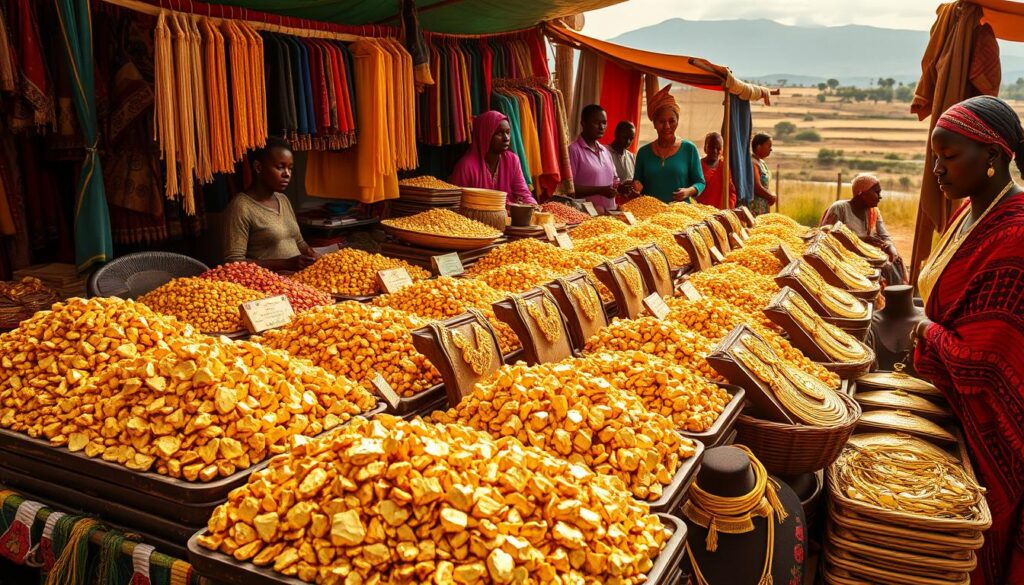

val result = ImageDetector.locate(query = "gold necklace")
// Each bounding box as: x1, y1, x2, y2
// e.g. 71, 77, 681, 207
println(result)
568, 278, 599, 321
517, 295, 562, 343
689, 228, 711, 267
821, 234, 874, 276
643, 247, 670, 281
833, 222, 887, 262
696, 224, 716, 250
810, 246, 874, 290
795, 263, 866, 318
616, 262, 644, 298
444, 322, 494, 375
784, 296, 866, 362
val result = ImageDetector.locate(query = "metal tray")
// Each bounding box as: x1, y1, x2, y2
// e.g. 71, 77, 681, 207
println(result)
679, 384, 746, 449
388, 383, 445, 417
187, 513, 688, 585
333, 293, 378, 303
647, 438, 705, 516
0, 402, 386, 505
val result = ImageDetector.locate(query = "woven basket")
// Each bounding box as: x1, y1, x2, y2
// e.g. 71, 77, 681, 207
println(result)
818, 351, 875, 379
0, 278, 58, 330
458, 206, 508, 232
734, 391, 862, 476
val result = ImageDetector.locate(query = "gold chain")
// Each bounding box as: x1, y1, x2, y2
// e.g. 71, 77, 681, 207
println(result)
734, 334, 848, 426
445, 322, 494, 375
643, 247, 669, 281
517, 294, 562, 343
616, 262, 644, 298
794, 263, 867, 319
784, 295, 867, 362
821, 233, 875, 276
568, 278, 599, 321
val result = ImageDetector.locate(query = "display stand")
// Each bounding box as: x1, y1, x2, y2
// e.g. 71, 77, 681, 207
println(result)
774, 261, 872, 326
593, 256, 648, 319
492, 288, 573, 365
626, 244, 675, 299
675, 228, 715, 272
545, 272, 609, 354
735, 206, 756, 228
411, 310, 504, 407
825, 221, 888, 267
706, 325, 796, 424
704, 217, 731, 253
803, 241, 880, 300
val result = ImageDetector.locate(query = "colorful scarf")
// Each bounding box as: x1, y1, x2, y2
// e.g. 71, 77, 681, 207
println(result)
449, 110, 535, 205
935, 102, 1014, 158
647, 84, 679, 122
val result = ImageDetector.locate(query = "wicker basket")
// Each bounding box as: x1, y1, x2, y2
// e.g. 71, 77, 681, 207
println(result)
734, 391, 862, 476
458, 206, 508, 232
818, 351, 875, 379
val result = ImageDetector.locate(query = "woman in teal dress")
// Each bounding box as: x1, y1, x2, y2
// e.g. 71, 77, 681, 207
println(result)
751, 133, 778, 215
634, 85, 705, 203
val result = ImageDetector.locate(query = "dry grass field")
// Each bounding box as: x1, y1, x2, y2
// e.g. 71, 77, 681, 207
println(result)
636, 87, 1024, 260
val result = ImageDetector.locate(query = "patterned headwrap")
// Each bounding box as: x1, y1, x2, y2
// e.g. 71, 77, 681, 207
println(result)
935, 102, 1014, 158
647, 84, 680, 122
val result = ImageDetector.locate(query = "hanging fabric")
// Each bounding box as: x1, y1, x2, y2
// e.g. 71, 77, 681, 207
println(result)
570, 50, 603, 137
0, 8, 16, 92
597, 58, 642, 153
9, 0, 55, 131
729, 94, 754, 206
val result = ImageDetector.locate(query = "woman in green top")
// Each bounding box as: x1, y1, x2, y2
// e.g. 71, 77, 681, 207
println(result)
633, 85, 705, 203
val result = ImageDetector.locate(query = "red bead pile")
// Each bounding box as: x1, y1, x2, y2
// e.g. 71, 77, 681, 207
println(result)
200, 262, 333, 312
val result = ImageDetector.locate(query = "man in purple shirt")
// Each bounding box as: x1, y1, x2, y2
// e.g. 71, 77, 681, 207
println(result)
569, 105, 620, 211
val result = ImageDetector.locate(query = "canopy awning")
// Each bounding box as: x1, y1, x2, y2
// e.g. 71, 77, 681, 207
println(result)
188, 0, 625, 34
971, 0, 1024, 41
544, 23, 773, 102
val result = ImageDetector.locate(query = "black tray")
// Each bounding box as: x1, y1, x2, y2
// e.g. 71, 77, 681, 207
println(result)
187, 513, 688, 585
647, 437, 705, 516
387, 383, 445, 417
0, 463, 195, 557
0, 403, 386, 505
680, 384, 746, 449
333, 293, 378, 303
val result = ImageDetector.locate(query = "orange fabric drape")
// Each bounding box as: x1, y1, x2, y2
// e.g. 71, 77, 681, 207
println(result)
972, 0, 1024, 42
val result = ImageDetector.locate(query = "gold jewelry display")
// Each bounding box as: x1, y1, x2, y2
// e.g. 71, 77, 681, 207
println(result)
809, 245, 875, 291
567, 278, 600, 321
516, 294, 562, 343
683, 445, 788, 585
820, 233, 875, 276
689, 228, 712, 266
643, 247, 670, 281
918, 181, 1016, 304
707, 220, 729, 251
734, 334, 849, 426
832, 222, 887, 262
443, 321, 494, 375
784, 294, 868, 362
835, 443, 985, 520
616, 262, 644, 298
794, 263, 867, 319
723, 211, 745, 236
696, 224, 717, 250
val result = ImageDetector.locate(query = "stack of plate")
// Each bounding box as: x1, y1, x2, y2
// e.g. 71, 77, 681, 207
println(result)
389, 187, 463, 218
822, 433, 990, 585
460, 187, 507, 211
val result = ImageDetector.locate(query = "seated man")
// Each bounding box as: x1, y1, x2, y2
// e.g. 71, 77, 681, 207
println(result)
821, 173, 905, 285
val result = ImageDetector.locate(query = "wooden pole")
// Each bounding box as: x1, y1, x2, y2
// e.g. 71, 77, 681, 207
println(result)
836, 171, 843, 201
775, 165, 781, 213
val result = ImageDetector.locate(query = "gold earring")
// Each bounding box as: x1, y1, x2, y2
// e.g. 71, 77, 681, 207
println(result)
987, 165, 995, 178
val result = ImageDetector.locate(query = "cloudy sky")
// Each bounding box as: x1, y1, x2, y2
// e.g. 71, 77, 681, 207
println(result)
582, 0, 942, 39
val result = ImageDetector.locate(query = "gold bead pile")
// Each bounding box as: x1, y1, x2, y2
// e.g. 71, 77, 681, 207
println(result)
293, 249, 430, 297
573, 233, 646, 260
138, 277, 264, 333
620, 196, 670, 220
473, 263, 560, 293
568, 217, 630, 241
626, 223, 690, 267
722, 246, 784, 276
398, 175, 460, 190
383, 209, 502, 238
584, 317, 723, 382
687, 264, 780, 328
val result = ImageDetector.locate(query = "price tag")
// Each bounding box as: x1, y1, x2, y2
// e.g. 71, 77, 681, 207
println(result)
312, 243, 340, 256
555, 233, 574, 249
370, 373, 402, 410
376, 267, 414, 294
240, 295, 295, 333
643, 293, 671, 320
730, 233, 745, 249
710, 247, 726, 263
543, 223, 558, 241
740, 227, 751, 240
622, 211, 637, 225
581, 201, 599, 217
679, 280, 703, 301
431, 252, 465, 277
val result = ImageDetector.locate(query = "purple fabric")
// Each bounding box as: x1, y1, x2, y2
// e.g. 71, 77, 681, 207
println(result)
450, 111, 536, 205
569, 136, 618, 210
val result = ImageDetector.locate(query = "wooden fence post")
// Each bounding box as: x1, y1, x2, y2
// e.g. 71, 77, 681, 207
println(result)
775, 165, 781, 213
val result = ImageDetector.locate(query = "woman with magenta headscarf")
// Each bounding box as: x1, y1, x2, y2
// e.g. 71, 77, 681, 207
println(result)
450, 111, 537, 205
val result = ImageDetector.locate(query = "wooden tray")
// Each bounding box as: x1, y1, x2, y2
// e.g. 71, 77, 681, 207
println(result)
382, 225, 501, 251
187, 513, 688, 585
679, 384, 746, 449
0, 402, 386, 505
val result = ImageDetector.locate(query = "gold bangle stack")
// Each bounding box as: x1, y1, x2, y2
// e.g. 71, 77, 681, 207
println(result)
784, 295, 868, 362
794, 264, 867, 319
444, 322, 495, 375
643, 247, 670, 281
568, 278, 600, 321
616, 262, 644, 298
835, 444, 985, 520
516, 294, 562, 343
735, 334, 849, 426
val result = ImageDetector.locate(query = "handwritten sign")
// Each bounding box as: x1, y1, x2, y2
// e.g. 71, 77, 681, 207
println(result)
376, 267, 414, 294
431, 252, 465, 277
622, 211, 638, 225
710, 247, 726, 263
555, 233, 574, 249
679, 280, 703, 301
543, 223, 558, 241
582, 201, 599, 217
240, 295, 294, 333
643, 293, 671, 320
730, 233, 745, 249
370, 373, 402, 409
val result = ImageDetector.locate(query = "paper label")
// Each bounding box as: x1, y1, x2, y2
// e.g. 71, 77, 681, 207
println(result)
312, 243, 340, 255
730, 233, 745, 249
622, 211, 637, 225
240, 295, 295, 333
679, 280, 703, 301
710, 247, 726, 263
543, 224, 558, 241
643, 293, 671, 320
555, 233, 574, 249
431, 253, 465, 277
376, 268, 414, 294
582, 202, 599, 217
370, 373, 402, 409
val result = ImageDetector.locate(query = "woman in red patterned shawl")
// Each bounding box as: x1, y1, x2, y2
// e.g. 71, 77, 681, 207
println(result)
914, 95, 1024, 585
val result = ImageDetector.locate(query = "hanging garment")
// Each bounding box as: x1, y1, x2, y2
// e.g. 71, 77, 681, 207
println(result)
202, 18, 232, 174
9, 0, 54, 130
0, 8, 15, 92
154, 11, 178, 199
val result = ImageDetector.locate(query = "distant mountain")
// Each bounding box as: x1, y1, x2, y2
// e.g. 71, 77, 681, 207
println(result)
609, 19, 1024, 87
